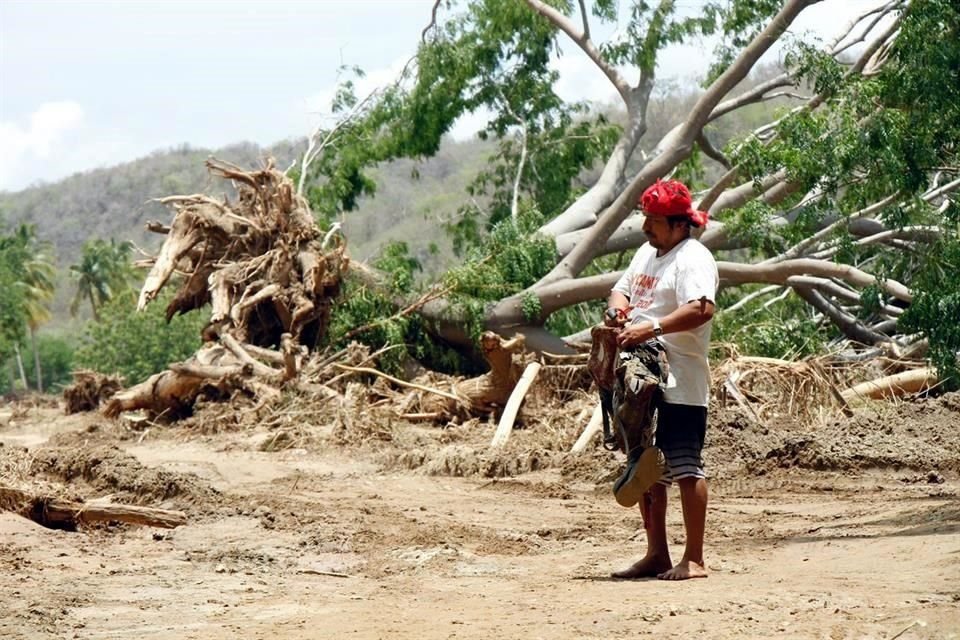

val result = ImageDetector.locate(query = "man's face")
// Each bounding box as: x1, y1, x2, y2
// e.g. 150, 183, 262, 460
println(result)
642, 214, 687, 252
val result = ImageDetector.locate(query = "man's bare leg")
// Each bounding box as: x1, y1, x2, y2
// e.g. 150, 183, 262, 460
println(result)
659, 476, 708, 580
612, 483, 672, 578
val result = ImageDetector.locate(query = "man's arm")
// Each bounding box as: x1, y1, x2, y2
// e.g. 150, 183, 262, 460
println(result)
607, 291, 630, 311
617, 298, 715, 348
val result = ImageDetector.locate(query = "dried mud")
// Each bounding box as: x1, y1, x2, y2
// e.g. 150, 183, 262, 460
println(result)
0, 392, 958, 639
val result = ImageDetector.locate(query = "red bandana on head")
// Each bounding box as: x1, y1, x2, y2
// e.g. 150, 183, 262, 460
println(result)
640, 179, 709, 227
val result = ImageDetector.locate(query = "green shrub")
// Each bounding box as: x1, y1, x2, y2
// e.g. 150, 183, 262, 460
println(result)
74, 289, 206, 385
900, 238, 960, 389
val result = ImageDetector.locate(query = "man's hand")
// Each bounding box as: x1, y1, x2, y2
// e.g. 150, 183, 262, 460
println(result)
604, 307, 628, 328
617, 321, 656, 349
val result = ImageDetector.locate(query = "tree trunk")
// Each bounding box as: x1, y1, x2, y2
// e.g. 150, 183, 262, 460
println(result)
13, 343, 27, 391
539, 95, 651, 237
31, 327, 42, 393
89, 290, 100, 322
841, 368, 938, 402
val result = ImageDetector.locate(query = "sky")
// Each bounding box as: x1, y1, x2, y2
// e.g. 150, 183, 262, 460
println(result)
0, 0, 888, 192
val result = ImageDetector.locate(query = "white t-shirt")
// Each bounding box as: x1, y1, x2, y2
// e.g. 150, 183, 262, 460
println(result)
612, 238, 718, 407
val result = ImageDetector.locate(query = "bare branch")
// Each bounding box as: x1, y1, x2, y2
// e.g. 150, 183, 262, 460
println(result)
696, 167, 740, 213
421, 0, 443, 42
792, 285, 889, 345
810, 226, 944, 260
523, 0, 630, 102
722, 284, 782, 313
722, 258, 912, 303
707, 73, 794, 121
828, 0, 904, 57
497, 89, 530, 220
298, 87, 383, 196
332, 364, 461, 402
541, 0, 822, 283
697, 131, 732, 170
769, 177, 960, 263
577, 0, 590, 40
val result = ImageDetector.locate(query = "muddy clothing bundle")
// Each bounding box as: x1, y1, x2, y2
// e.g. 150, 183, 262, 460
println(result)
588, 325, 669, 506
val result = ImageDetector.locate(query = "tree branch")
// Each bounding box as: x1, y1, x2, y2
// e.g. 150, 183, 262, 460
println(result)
539, 0, 821, 283
809, 226, 943, 260
523, 0, 630, 101
721, 258, 911, 303
768, 176, 960, 263
577, 0, 590, 40
792, 285, 889, 345
422, 0, 443, 42
697, 131, 732, 170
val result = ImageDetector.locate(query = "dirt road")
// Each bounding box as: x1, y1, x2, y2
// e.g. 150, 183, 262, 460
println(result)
1, 404, 958, 639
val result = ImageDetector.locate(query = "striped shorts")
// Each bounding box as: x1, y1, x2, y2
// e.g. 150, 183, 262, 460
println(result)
655, 402, 707, 486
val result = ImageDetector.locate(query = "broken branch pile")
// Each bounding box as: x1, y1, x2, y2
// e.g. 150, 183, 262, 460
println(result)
711, 344, 939, 424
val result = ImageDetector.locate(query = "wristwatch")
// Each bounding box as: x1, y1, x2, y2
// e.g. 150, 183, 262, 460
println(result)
652, 318, 663, 337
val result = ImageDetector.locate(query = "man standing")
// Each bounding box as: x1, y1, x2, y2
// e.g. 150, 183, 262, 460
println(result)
607, 179, 718, 581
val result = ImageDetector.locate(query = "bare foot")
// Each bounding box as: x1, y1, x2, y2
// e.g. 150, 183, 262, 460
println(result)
611, 555, 672, 579
658, 559, 708, 580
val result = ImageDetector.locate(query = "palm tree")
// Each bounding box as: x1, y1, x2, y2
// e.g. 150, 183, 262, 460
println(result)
70, 238, 135, 321
6, 225, 56, 391
17, 232, 55, 392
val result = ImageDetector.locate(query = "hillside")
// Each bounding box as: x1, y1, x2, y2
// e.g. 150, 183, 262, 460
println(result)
0, 65, 795, 309
0, 136, 493, 277
0, 141, 302, 267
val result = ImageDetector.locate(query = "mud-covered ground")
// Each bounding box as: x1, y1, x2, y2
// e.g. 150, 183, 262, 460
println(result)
1, 393, 958, 639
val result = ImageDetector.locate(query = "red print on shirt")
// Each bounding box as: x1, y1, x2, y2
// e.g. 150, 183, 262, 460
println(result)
630, 273, 659, 310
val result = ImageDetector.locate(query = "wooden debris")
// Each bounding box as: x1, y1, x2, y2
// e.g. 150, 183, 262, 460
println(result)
491, 361, 542, 448
62, 370, 124, 414
333, 364, 460, 402
415, 332, 529, 421
570, 402, 603, 453
841, 367, 938, 401
0, 486, 187, 530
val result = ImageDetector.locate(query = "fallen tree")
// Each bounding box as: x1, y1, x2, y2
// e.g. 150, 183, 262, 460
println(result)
298, 0, 959, 388
73, 1, 958, 424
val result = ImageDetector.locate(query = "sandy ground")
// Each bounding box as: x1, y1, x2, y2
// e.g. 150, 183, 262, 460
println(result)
1, 403, 958, 640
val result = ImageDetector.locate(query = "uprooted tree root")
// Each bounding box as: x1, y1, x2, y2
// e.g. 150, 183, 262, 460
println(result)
100, 157, 346, 420
88, 158, 557, 425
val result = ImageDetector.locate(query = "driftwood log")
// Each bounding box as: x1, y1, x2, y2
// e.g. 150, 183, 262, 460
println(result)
490, 361, 542, 448
98, 158, 346, 419
0, 486, 187, 530
841, 367, 938, 401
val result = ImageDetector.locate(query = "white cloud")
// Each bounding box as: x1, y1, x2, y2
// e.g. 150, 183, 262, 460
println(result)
0, 101, 85, 190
